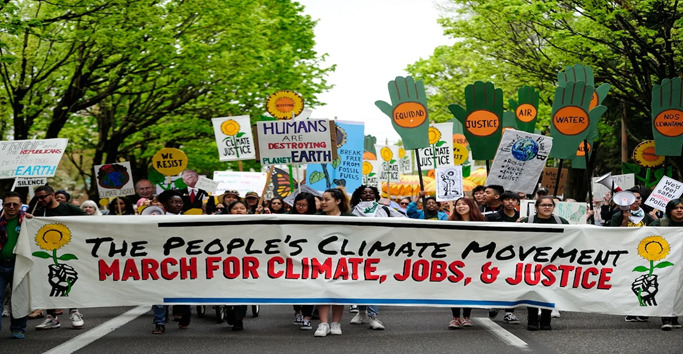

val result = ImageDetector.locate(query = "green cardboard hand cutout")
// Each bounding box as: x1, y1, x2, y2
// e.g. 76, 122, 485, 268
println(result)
557, 64, 610, 111
651, 77, 683, 156
508, 86, 539, 133
375, 76, 430, 150
549, 81, 606, 159
448, 81, 503, 160
364, 135, 378, 159
502, 111, 518, 130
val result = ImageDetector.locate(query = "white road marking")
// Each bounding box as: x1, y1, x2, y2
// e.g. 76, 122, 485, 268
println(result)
43, 305, 149, 354
475, 317, 531, 351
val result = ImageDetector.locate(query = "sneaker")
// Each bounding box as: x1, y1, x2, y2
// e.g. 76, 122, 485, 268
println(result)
672, 318, 681, 328
637, 316, 649, 322
503, 312, 520, 324
36, 315, 60, 330
461, 317, 474, 327
10, 332, 25, 339
300, 318, 312, 330
661, 321, 673, 331
551, 309, 560, 318
625, 316, 639, 322
488, 308, 499, 319
69, 310, 84, 328
2, 304, 9, 317
368, 315, 385, 330
153, 324, 165, 334
349, 305, 358, 313
293, 313, 304, 325
314, 323, 330, 337
330, 322, 342, 335
448, 317, 461, 329
350, 311, 367, 324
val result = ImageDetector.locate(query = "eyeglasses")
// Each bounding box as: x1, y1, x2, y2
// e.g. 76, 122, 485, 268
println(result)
635, 196, 642, 200
399, 202, 409, 206
36, 194, 50, 200
295, 204, 308, 209
3, 202, 20, 207
538, 204, 554, 208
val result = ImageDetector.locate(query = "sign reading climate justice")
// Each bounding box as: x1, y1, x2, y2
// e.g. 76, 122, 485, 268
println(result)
256, 119, 336, 165
13, 215, 683, 318
0, 139, 68, 179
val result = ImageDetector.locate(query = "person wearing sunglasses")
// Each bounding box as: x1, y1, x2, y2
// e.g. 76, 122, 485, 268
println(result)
0, 191, 30, 339
518, 196, 568, 331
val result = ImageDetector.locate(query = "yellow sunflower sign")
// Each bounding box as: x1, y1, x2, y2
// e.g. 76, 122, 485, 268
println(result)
266, 90, 304, 120
211, 115, 256, 161
417, 123, 453, 171
632, 235, 674, 306
32, 224, 79, 296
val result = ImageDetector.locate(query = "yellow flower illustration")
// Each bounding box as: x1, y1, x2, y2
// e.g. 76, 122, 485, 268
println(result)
398, 148, 406, 159
380, 147, 393, 162
428, 126, 441, 145
221, 119, 240, 136
266, 90, 304, 120
35, 224, 72, 251
638, 236, 670, 261
362, 161, 373, 175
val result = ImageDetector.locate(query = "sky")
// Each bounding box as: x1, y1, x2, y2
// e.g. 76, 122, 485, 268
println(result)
298, 0, 452, 145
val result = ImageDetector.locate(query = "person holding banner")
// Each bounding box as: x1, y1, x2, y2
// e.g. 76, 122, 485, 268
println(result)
314, 188, 355, 337
288, 192, 318, 330
106, 197, 135, 216
267, 197, 287, 214
407, 191, 448, 221
447, 197, 485, 329
609, 188, 655, 228
518, 196, 568, 331
648, 198, 683, 330
0, 192, 29, 339
220, 200, 251, 331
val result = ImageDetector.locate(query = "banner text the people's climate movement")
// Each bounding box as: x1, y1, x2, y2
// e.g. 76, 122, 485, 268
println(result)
13, 215, 683, 318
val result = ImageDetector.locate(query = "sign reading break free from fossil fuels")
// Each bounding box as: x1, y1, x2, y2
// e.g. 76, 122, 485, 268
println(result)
255, 119, 338, 165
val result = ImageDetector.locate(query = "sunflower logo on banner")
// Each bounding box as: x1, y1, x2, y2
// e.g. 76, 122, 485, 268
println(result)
631, 236, 674, 306
32, 224, 79, 296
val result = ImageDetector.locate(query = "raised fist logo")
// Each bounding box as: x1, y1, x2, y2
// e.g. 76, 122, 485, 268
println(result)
631, 274, 658, 306
48, 264, 79, 297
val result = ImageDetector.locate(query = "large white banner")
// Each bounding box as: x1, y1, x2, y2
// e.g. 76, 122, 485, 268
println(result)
212, 115, 256, 161
486, 130, 552, 194
0, 139, 68, 179
13, 215, 683, 318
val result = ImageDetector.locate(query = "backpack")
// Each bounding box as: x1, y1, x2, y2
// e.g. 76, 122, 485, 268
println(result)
528, 213, 562, 224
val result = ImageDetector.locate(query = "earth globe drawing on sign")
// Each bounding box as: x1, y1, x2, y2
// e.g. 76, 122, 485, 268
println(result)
511, 138, 539, 161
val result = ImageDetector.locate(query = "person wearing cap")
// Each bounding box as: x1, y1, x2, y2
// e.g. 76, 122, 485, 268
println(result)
54, 190, 71, 203
244, 192, 260, 214
213, 190, 240, 215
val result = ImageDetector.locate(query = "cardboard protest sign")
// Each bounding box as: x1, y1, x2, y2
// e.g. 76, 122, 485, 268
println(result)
632, 140, 665, 168
452, 121, 470, 166
255, 119, 337, 165
364, 135, 378, 160
11, 177, 47, 190
645, 176, 683, 211
651, 78, 683, 156
435, 165, 463, 202
15, 215, 683, 317
151, 148, 188, 176
486, 130, 552, 194
212, 115, 256, 161
307, 121, 364, 192
557, 64, 611, 112
376, 145, 400, 184
509, 86, 540, 133
213, 171, 268, 197
0, 139, 68, 179
592, 173, 636, 197
398, 147, 412, 174
266, 90, 304, 120
416, 123, 453, 171
195, 176, 220, 195
93, 162, 135, 198
374, 76, 430, 150
362, 160, 382, 191
448, 81, 503, 160
540, 167, 568, 196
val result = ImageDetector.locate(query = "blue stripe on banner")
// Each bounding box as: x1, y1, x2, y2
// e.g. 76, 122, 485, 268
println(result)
163, 297, 554, 308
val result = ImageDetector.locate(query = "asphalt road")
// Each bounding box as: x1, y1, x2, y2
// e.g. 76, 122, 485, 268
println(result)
2, 305, 682, 353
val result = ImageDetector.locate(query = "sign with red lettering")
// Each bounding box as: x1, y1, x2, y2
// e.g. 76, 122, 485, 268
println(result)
255, 119, 337, 165
12, 215, 683, 318
0, 139, 68, 179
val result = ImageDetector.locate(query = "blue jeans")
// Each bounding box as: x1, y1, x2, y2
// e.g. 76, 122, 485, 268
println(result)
0, 264, 28, 334
357, 305, 379, 316
152, 305, 167, 325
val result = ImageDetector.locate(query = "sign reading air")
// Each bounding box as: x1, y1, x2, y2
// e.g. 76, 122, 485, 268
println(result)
552, 106, 589, 136
465, 110, 499, 136
515, 104, 537, 123
392, 102, 427, 128
654, 109, 683, 137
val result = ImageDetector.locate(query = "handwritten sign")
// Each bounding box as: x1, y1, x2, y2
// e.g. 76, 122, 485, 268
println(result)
213, 171, 268, 197
540, 167, 568, 196
486, 130, 552, 194
0, 139, 68, 179
212, 115, 256, 161
592, 173, 635, 197
376, 145, 400, 182
256, 119, 336, 165
645, 176, 683, 211
93, 162, 135, 198
151, 148, 188, 176
307, 121, 364, 191
417, 123, 453, 170
195, 176, 220, 195
362, 160, 382, 191
435, 165, 463, 202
